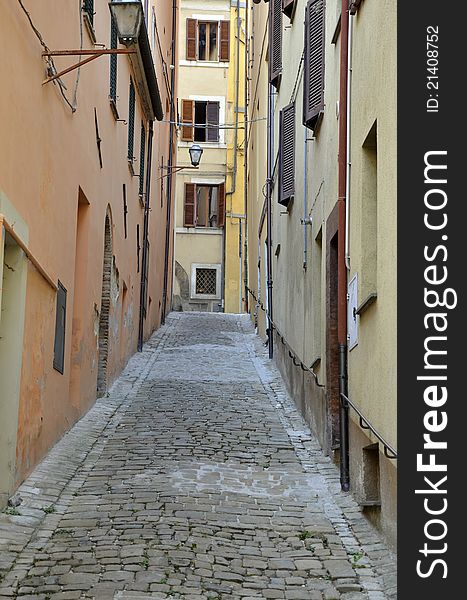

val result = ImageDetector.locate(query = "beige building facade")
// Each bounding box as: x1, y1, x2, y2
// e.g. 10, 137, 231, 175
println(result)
0, 0, 177, 505
246, 0, 397, 547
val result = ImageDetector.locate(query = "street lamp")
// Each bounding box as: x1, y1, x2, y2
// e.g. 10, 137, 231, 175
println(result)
109, 0, 144, 46
189, 144, 204, 167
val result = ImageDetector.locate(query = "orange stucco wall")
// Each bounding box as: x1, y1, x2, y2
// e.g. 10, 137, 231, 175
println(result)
0, 0, 177, 488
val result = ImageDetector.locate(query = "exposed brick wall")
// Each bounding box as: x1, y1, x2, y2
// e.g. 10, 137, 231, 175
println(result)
97, 214, 113, 396
325, 204, 340, 452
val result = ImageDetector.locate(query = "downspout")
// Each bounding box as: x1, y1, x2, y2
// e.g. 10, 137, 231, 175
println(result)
266, 16, 274, 359
225, 0, 242, 312
161, 0, 177, 324
244, 0, 249, 313
345, 14, 353, 271
338, 1, 350, 491
303, 133, 314, 269
138, 119, 154, 352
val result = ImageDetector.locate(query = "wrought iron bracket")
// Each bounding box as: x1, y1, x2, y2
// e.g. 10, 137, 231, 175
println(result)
41, 49, 136, 85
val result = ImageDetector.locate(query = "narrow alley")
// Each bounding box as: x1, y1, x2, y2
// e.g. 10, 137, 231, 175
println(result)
0, 314, 395, 600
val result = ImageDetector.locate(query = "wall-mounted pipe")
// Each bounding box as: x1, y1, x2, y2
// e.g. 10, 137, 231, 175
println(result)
303, 135, 314, 269
243, 0, 250, 313
266, 78, 274, 359
337, 0, 350, 492
161, 0, 177, 324
138, 119, 154, 352
344, 14, 354, 272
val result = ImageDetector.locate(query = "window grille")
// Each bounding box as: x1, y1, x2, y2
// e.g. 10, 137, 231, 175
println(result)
110, 18, 118, 102
128, 80, 136, 161
196, 268, 217, 296
139, 122, 146, 197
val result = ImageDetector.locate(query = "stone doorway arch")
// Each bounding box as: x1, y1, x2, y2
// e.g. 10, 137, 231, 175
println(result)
97, 211, 112, 397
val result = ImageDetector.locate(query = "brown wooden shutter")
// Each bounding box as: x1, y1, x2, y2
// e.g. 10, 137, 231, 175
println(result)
186, 18, 198, 60
184, 183, 196, 227
219, 21, 230, 61
279, 103, 296, 206
283, 0, 297, 19
206, 101, 220, 142
181, 99, 194, 141
269, 0, 282, 88
218, 182, 226, 227
303, 0, 325, 131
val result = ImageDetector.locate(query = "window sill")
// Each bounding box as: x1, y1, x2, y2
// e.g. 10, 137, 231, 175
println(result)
176, 227, 223, 235
179, 141, 227, 150
83, 12, 97, 45
180, 60, 229, 68
128, 160, 135, 177
356, 292, 377, 317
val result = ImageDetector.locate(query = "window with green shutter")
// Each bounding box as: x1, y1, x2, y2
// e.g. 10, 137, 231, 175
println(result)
110, 17, 118, 103
53, 282, 67, 374
128, 79, 136, 161
139, 121, 146, 198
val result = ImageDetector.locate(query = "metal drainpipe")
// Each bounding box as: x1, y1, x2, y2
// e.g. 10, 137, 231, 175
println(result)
225, 0, 242, 313
345, 14, 354, 272
243, 0, 249, 313
303, 133, 314, 269
138, 119, 154, 352
161, 0, 177, 325
338, 0, 350, 491
266, 77, 274, 359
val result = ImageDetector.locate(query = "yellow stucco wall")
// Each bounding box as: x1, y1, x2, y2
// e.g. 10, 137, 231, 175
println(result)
245, 0, 397, 546
347, 0, 397, 452
224, 5, 246, 314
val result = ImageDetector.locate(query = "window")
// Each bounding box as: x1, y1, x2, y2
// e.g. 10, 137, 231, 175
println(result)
128, 79, 136, 162
303, 0, 325, 130
270, 0, 282, 88
283, 0, 297, 19
191, 264, 221, 299
360, 121, 377, 301
180, 100, 220, 142
110, 17, 118, 105
196, 268, 217, 295
123, 184, 128, 239
139, 121, 146, 198
279, 102, 295, 206
186, 19, 230, 62
53, 281, 67, 374
184, 182, 225, 228
83, 0, 94, 27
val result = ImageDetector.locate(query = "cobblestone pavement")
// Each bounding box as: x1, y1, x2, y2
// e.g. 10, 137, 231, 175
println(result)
0, 313, 396, 600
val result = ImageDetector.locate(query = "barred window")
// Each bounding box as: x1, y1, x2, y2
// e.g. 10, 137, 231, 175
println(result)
196, 268, 217, 295
139, 122, 146, 198
110, 17, 118, 103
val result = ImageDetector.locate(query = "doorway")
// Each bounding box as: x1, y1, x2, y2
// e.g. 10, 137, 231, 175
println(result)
0, 230, 27, 506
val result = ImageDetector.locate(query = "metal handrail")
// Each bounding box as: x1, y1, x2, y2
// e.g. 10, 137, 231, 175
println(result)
341, 393, 398, 460
246, 286, 324, 387
246, 286, 398, 460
